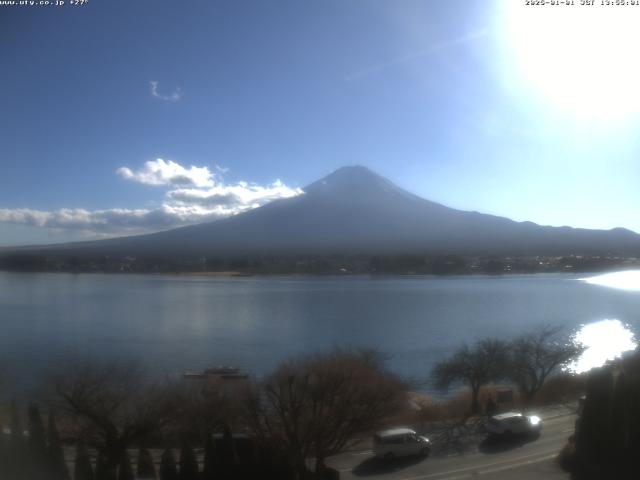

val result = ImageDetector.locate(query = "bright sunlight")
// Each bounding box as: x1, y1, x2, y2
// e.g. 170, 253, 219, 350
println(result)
580, 270, 640, 291
503, 1, 640, 119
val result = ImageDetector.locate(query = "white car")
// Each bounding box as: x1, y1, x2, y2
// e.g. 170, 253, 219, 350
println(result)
486, 412, 543, 437
373, 428, 431, 459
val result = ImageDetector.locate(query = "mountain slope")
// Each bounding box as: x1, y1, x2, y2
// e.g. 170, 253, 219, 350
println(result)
6, 166, 640, 257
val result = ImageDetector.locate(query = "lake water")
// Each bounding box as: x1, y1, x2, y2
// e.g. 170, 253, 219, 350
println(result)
0, 271, 638, 396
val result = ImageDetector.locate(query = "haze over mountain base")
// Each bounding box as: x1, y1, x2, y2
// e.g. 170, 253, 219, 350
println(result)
1, 166, 639, 272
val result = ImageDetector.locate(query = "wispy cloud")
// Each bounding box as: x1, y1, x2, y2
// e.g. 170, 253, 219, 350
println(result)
0, 160, 302, 238
215, 164, 230, 174
345, 29, 488, 81
149, 80, 182, 102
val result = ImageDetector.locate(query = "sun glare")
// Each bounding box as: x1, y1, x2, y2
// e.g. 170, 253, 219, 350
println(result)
580, 270, 640, 291
503, 2, 640, 119
569, 319, 636, 374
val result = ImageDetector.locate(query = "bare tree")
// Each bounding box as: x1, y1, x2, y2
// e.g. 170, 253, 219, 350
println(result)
507, 325, 583, 403
431, 339, 509, 415
49, 360, 178, 478
244, 348, 406, 476
169, 380, 239, 443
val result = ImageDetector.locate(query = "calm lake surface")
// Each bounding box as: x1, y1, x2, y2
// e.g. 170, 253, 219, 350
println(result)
1, 271, 638, 395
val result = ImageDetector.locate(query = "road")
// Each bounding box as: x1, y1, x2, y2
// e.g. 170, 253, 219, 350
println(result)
328, 413, 575, 480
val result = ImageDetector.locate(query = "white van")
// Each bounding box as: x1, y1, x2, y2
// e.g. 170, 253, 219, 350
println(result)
485, 412, 543, 437
373, 428, 431, 459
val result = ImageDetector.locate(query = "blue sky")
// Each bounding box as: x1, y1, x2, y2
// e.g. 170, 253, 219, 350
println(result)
2, 0, 640, 246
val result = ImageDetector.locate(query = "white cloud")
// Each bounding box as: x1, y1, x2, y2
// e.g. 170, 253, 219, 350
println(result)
167, 180, 302, 208
0, 206, 229, 237
167, 190, 242, 208
150, 81, 182, 102
117, 159, 214, 188
0, 160, 303, 238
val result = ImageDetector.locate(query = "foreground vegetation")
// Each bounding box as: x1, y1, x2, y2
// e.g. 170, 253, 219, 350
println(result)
431, 325, 583, 415
560, 349, 640, 479
0, 349, 404, 480
0, 328, 587, 480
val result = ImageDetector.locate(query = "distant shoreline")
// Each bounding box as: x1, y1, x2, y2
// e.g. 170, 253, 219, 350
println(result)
0, 267, 636, 279
1, 251, 639, 276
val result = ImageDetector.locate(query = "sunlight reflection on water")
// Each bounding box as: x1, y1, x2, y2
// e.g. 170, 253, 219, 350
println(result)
569, 319, 637, 374
571, 271, 639, 372
580, 270, 640, 291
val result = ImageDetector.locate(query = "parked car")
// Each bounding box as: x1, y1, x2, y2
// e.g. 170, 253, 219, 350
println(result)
373, 428, 431, 459
486, 412, 543, 438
